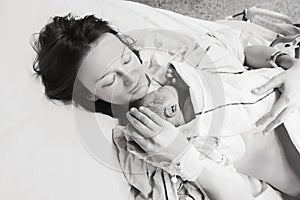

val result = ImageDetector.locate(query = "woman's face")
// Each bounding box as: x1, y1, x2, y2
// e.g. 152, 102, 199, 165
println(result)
78, 33, 149, 105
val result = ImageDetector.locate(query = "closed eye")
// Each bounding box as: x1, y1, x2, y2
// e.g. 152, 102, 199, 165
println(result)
122, 53, 132, 65
102, 74, 116, 87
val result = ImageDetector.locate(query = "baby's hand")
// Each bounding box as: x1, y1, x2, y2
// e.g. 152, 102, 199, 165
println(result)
165, 63, 188, 92
166, 66, 176, 84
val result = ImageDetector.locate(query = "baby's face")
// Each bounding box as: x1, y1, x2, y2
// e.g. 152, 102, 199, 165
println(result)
139, 85, 185, 127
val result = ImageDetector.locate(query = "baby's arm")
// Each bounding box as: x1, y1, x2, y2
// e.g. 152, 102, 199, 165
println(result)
195, 159, 255, 200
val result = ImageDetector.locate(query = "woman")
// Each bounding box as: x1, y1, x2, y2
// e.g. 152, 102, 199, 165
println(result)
33, 14, 300, 199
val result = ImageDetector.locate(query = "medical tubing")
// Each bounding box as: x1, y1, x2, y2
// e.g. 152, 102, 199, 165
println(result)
194, 89, 276, 116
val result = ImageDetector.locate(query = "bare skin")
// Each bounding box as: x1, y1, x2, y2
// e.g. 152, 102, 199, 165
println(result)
235, 125, 300, 198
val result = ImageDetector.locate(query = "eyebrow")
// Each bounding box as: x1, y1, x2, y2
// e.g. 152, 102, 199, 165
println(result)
97, 38, 142, 82
117, 35, 142, 64
121, 47, 133, 64
121, 44, 126, 61
96, 47, 130, 83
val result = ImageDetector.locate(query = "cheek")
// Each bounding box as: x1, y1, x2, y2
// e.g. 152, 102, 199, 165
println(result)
105, 87, 135, 105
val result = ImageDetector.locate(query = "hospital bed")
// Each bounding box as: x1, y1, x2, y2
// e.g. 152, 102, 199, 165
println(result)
0, 0, 299, 199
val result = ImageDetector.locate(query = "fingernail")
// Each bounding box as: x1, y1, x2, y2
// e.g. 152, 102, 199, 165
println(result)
139, 106, 144, 111
130, 107, 136, 112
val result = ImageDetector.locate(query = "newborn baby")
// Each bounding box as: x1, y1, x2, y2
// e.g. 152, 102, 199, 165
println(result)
136, 63, 289, 166
138, 85, 185, 127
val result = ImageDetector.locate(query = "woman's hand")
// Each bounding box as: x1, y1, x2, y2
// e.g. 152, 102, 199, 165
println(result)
125, 106, 190, 163
126, 107, 256, 200
253, 59, 300, 134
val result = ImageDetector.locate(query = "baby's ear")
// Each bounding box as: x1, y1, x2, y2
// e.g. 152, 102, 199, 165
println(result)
164, 104, 177, 117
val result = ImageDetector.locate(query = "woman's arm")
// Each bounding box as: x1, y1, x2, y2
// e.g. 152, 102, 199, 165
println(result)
196, 160, 254, 200
244, 45, 297, 70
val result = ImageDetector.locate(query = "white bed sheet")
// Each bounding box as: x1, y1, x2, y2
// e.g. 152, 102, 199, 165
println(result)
0, 0, 289, 199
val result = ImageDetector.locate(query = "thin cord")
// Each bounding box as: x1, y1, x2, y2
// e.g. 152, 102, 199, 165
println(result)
205, 71, 245, 74
151, 77, 164, 86
195, 89, 276, 116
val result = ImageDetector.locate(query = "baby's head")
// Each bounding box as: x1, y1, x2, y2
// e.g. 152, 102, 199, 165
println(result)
139, 85, 185, 127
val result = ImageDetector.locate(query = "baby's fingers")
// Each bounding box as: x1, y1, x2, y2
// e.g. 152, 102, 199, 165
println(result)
167, 68, 173, 74
166, 73, 173, 79
165, 68, 177, 84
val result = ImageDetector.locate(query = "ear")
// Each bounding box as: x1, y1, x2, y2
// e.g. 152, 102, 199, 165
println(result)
164, 104, 177, 117
86, 94, 99, 101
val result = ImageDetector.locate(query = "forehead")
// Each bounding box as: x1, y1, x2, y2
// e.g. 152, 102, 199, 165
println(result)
78, 33, 125, 83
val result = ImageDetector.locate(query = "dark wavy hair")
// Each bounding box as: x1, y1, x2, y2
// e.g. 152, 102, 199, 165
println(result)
32, 14, 138, 117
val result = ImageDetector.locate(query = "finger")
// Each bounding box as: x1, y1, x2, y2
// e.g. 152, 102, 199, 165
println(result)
167, 68, 173, 73
256, 95, 288, 127
126, 131, 156, 153
134, 138, 155, 153
129, 107, 160, 131
172, 78, 176, 84
126, 112, 153, 138
252, 76, 283, 94
166, 73, 173, 78
167, 63, 176, 70
126, 125, 153, 149
263, 107, 294, 135
125, 123, 147, 140
139, 106, 165, 127
126, 123, 160, 153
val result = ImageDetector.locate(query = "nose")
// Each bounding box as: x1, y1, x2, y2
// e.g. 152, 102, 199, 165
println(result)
123, 72, 136, 87
116, 62, 142, 87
